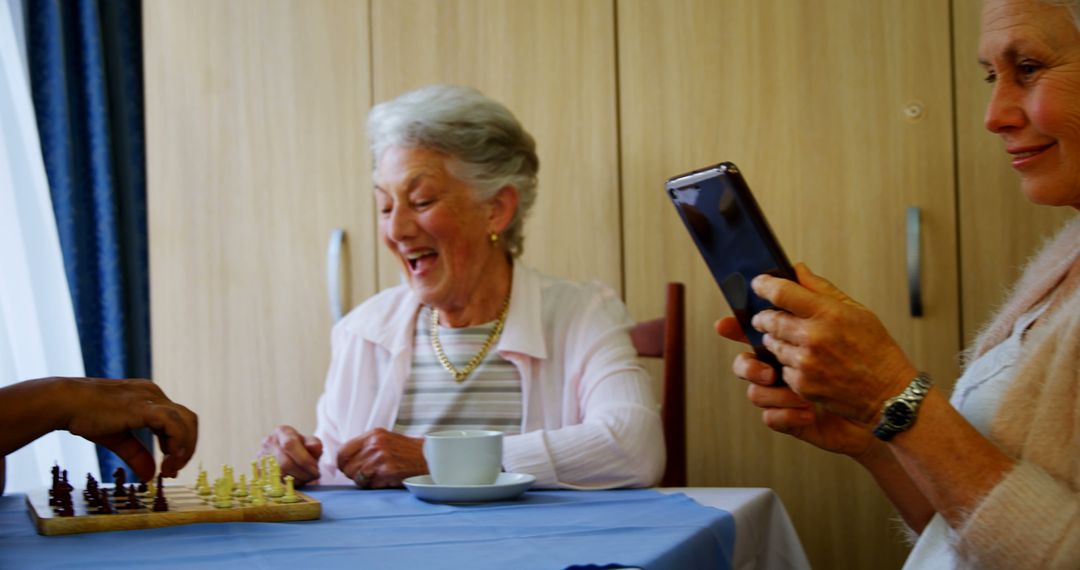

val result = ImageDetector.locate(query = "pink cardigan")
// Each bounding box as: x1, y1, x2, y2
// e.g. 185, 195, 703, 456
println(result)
313, 262, 665, 489
955, 216, 1080, 568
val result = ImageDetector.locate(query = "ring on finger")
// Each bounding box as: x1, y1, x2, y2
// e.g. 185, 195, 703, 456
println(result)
352, 471, 368, 486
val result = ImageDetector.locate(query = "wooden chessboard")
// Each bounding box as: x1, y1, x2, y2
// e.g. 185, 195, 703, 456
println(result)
25, 484, 321, 536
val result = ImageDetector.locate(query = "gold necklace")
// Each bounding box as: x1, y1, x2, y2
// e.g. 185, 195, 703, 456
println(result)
430, 295, 510, 383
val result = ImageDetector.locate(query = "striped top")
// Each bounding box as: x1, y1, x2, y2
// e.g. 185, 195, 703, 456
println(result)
393, 306, 523, 437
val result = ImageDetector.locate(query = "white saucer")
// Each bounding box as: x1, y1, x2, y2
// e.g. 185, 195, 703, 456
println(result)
403, 472, 536, 503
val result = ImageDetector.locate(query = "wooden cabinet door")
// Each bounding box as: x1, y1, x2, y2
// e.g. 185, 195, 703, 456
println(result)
370, 0, 622, 290
618, 1, 959, 568
144, 0, 377, 473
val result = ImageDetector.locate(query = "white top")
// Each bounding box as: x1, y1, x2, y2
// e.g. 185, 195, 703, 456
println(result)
313, 262, 665, 489
902, 298, 1052, 569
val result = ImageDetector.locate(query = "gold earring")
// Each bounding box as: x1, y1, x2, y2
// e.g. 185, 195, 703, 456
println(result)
490, 232, 499, 245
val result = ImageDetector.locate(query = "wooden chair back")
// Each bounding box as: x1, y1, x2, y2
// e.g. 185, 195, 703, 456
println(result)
629, 282, 686, 487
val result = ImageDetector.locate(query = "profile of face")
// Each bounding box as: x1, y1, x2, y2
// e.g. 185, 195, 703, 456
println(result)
980, 0, 1080, 209
374, 146, 514, 312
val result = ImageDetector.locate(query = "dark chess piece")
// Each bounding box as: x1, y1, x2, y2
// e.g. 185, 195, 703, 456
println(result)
96, 488, 115, 514
53, 480, 74, 517
113, 467, 127, 497
137, 481, 148, 494
86, 489, 100, 509
124, 484, 143, 510
48, 464, 60, 504
84, 474, 99, 501
152, 475, 169, 512
55, 499, 74, 517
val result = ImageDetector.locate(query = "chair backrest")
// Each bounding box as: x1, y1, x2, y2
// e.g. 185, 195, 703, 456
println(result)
629, 282, 686, 487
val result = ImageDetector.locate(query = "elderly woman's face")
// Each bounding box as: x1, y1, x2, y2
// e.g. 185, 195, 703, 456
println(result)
980, 0, 1080, 209
374, 146, 501, 309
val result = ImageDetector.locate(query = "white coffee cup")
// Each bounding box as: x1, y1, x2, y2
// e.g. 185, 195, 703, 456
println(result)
422, 430, 503, 486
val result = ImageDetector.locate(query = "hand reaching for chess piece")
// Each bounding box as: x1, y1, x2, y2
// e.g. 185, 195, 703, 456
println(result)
0, 377, 199, 494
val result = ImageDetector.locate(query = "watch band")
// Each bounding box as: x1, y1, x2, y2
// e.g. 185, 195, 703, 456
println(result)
872, 373, 932, 441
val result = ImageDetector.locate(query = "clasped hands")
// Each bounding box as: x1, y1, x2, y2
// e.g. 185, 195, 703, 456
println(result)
716, 263, 920, 459
260, 426, 426, 489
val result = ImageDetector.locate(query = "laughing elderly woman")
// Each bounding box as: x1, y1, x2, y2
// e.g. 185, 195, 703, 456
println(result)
261, 85, 664, 490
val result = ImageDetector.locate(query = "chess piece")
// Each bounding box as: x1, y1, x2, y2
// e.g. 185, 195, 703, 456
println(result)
124, 484, 143, 510
113, 467, 127, 497
53, 480, 74, 516
196, 469, 211, 497
49, 464, 60, 505
266, 472, 284, 499
152, 475, 169, 512
249, 482, 266, 507
233, 474, 249, 500
137, 481, 148, 494
145, 478, 156, 499
213, 477, 234, 509
85, 474, 101, 507
278, 475, 300, 503
84, 474, 99, 498
55, 498, 74, 517
96, 488, 115, 514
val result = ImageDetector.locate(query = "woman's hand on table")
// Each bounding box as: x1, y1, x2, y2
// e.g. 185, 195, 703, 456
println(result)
260, 425, 322, 486
337, 428, 427, 489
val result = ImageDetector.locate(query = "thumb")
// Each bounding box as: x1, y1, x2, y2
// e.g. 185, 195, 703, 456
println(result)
794, 263, 854, 304
715, 316, 748, 344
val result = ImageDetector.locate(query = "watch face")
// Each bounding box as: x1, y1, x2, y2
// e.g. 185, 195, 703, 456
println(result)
884, 401, 916, 428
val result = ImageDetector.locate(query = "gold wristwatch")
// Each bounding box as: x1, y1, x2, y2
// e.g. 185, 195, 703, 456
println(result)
872, 373, 932, 441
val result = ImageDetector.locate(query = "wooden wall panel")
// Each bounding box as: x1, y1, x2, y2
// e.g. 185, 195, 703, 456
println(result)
144, 0, 376, 476
952, 0, 1077, 345
617, 1, 959, 568
369, 0, 622, 291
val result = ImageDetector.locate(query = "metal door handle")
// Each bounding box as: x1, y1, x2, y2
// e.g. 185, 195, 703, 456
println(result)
327, 228, 345, 323
906, 207, 923, 317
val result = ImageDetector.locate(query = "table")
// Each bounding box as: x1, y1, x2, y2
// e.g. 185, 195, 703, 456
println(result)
663, 488, 810, 570
0, 486, 807, 569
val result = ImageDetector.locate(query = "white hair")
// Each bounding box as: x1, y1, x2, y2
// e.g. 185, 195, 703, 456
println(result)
367, 85, 539, 258
1043, 0, 1080, 29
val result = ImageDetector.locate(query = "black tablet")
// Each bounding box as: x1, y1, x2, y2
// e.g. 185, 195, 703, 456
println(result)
666, 162, 795, 379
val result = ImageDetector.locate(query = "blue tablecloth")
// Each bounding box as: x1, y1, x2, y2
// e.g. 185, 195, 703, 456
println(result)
0, 487, 735, 569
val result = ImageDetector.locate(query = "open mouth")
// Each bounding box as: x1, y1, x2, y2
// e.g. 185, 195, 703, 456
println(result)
405, 250, 437, 272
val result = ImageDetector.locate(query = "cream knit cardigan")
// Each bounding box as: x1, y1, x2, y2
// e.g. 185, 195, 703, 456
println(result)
954, 215, 1080, 569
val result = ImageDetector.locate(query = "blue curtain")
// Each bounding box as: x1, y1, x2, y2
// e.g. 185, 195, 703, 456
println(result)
25, 0, 151, 480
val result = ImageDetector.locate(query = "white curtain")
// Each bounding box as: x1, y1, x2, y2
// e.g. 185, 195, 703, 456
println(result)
0, 0, 100, 492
